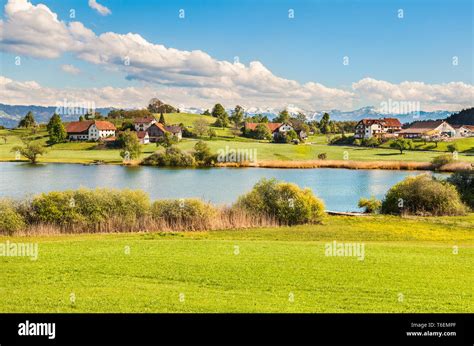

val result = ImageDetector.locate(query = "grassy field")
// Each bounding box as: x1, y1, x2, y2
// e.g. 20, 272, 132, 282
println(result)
1, 114, 473, 164
0, 214, 472, 313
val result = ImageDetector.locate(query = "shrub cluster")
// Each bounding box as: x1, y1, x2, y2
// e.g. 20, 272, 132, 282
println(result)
235, 178, 325, 225
329, 135, 355, 145
447, 170, 474, 210
27, 189, 150, 231
0, 199, 25, 235
141, 147, 196, 167
358, 197, 382, 214
152, 199, 217, 228
431, 154, 455, 168
381, 174, 467, 216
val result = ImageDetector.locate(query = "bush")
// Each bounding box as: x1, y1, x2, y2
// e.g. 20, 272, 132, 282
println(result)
0, 200, 26, 234
447, 143, 459, 153
235, 178, 325, 225
330, 135, 354, 145
358, 197, 382, 214
141, 146, 195, 167
193, 141, 216, 166
431, 154, 455, 167
152, 199, 217, 226
29, 189, 150, 230
317, 153, 327, 160
381, 174, 468, 216
447, 170, 474, 210
362, 137, 382, 148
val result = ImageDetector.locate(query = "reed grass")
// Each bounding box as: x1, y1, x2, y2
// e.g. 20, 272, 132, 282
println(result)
11, 207, 280, 236
217, 159, 472, 172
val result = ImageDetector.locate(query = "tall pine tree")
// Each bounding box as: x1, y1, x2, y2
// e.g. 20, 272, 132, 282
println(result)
47, 113, 67, 144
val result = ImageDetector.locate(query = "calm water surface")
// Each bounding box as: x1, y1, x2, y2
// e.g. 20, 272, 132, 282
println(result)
0, 163, 441, 211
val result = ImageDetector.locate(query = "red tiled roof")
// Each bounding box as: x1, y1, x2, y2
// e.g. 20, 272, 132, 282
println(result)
66, 120, 116, 133
66, 120, 93, 134
244, 122, 283, 132
464, 125, 474, 131
134, 117, 156, 124
381, 118, 402, 127
149, 123, 167, 132
136, 131, 149, 139
94, 121, 116, 131
358, 118, 401, 127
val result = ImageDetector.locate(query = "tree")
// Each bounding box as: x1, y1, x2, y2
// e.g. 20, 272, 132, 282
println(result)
46, 113, 67, 144
211, 103, 227, 118
79, 115, 85, 122
117, 130, 141, 160
390, 138, 414, 154
193, 118, 209, 137
121, 120, 135, 131
245, 114, 269, 123
159, 112, 166, 125
156, 132, 177, 148
211, 104, 229, 128
230, 105, 244, 125
11, 141, 46, 164
274, 109, 290, 123
193, 140, 212, 164
18, 111, 36, 128
147, 98, 176, 113
208, 128, 217, 139
447, 143, 459, 153
447, 170, 474, 209
319, 113, 330, 134
252, 124, 272, 140
202, 109, 211, 116
213, 114, 229, 128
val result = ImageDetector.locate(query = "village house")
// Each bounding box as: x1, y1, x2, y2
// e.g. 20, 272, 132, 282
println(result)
165, 125, 183, 140
397, 120, 456, 139
354, 118, 402, 139
244, 122, 300, 140
146, 123, 183, 142
136, 131, 150, 144
133, 117, 156, 132
452, 124, 474, 137
66, 120, 116, 141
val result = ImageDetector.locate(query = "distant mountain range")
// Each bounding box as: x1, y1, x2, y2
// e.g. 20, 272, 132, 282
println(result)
183, 105, 454, 124
0, 103, 457, 128
0, 104, 112, 128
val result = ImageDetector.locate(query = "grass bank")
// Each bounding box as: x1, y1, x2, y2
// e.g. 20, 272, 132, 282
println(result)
1, 127, 473, 166
0, 214, 472, 313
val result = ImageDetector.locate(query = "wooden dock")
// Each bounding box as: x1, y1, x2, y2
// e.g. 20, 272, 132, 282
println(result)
326, 210, 368, 216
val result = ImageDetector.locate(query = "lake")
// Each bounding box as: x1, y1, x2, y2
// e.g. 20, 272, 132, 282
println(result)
0, 163, 442, 212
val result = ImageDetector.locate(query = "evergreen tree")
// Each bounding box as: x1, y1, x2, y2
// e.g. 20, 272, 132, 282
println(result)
47, 113, 67, 144
159, 112, 166, 125
18, 111, 36, 128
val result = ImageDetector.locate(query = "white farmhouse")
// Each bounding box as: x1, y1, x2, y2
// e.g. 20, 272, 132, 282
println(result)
66, 120, 116, 141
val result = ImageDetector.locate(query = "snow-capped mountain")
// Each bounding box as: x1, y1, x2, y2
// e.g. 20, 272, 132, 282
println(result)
0, 103, 455, 128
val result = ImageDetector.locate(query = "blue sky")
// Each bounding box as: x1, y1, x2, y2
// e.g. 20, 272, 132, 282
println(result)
0, 0, 472, 110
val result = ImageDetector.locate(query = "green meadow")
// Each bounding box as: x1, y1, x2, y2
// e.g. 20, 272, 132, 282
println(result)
1, 215, 472, 313
1, 120, 474, 164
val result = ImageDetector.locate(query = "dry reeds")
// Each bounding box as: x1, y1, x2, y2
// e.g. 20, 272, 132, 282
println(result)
11, 208, 280, 236
217, 159, 472, 172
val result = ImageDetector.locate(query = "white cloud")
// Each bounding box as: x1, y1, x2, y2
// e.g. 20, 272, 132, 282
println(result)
353, 78, 474, 112
88, 0, 111, 16
0, 0, 472, 111
61, 64, 81, 75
